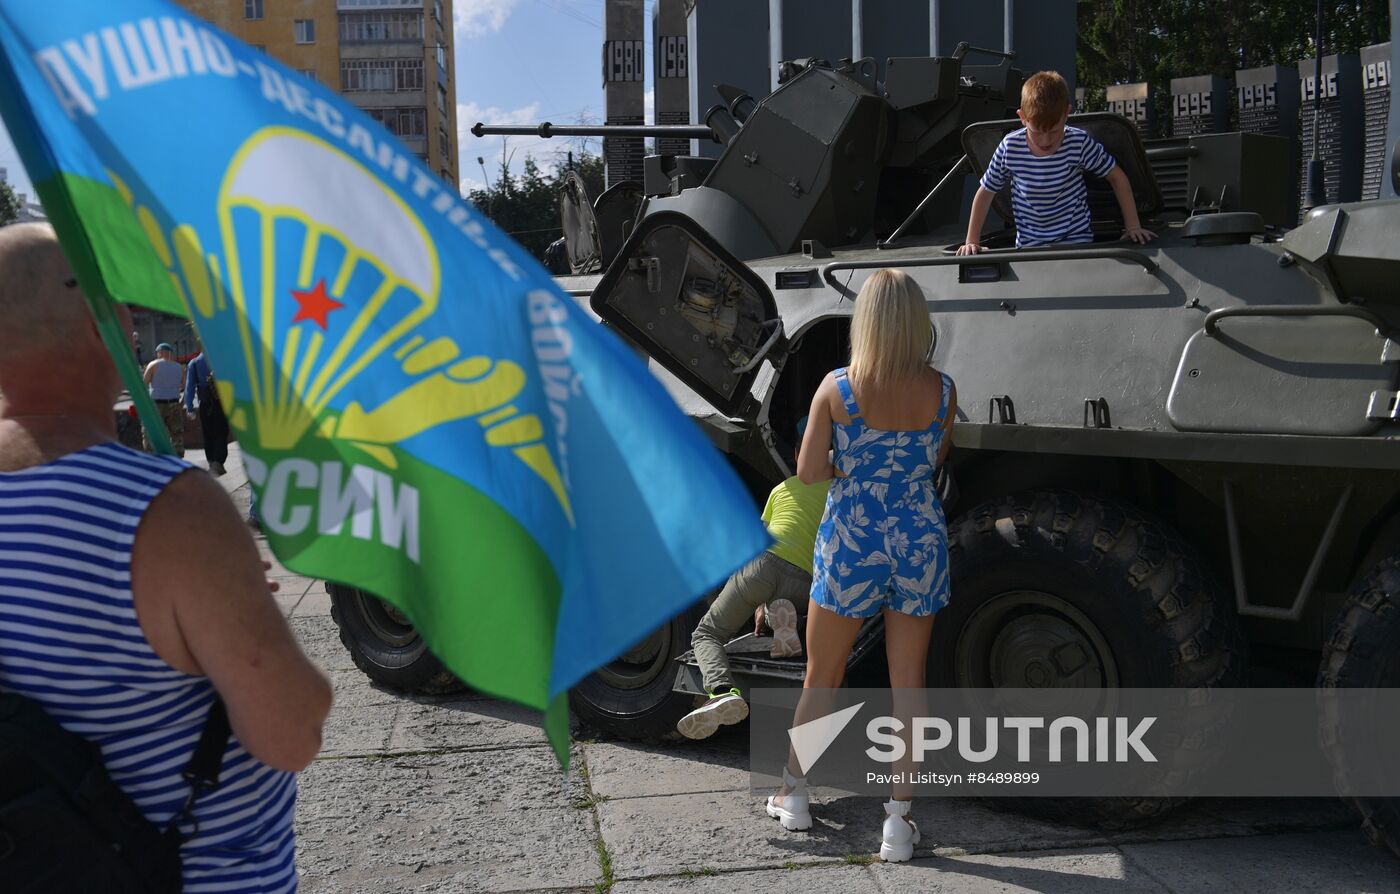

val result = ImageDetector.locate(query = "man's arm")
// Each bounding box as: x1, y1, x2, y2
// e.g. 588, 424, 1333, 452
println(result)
142, 360, 155, 386
131, 471, 333, 771
957, 188, 997, 255
1105, 167, 1156, 244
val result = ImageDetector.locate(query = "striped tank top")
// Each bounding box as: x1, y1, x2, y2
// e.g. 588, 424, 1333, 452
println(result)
0, 442, 298, 892
979, 125, 1118, 247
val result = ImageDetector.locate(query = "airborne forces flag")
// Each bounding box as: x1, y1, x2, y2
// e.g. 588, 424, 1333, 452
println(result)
0, 1, 767, 760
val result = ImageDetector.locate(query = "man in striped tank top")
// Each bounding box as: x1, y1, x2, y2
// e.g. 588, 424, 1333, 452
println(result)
958, 71, 1157, 253
0, 224, 333, 892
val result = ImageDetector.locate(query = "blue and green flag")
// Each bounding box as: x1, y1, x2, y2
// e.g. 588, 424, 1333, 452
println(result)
0, 1, 767, 761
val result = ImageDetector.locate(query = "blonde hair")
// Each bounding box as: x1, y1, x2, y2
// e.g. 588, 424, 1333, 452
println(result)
847, 268, 932, 390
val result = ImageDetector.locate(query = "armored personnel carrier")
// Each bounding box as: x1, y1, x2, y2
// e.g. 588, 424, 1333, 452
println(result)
330, 42, 1400, 846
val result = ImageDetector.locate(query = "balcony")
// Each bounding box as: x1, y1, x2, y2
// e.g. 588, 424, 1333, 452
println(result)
338, 0, 422, 9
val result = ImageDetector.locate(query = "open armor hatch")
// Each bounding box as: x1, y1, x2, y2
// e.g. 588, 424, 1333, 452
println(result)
590, 211, 784, 418
558, 173, 644, 274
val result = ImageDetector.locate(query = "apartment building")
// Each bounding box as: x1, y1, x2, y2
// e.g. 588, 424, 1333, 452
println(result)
177, 0, 459, 185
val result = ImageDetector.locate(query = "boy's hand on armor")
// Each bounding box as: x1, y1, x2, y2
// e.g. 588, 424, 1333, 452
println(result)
1123, 226, 1157, 244
955, 242, 983, 256
754, 605, 766, 636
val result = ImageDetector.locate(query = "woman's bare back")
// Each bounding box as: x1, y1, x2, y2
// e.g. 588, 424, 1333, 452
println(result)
829, 366, 945, 431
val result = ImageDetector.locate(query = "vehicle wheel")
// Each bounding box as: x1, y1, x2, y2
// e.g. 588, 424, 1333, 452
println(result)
937, 490, 1246, 829
1317, 553, 1400, 860
570, 598, 710, 741
327, 582, 466, 695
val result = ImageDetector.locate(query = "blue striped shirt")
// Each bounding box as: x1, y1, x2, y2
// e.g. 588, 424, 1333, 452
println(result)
0, 443, 298, 893
980, 126, 1117, 247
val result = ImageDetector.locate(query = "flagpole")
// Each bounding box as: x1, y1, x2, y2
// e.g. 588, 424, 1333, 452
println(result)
91, 291, 177, 457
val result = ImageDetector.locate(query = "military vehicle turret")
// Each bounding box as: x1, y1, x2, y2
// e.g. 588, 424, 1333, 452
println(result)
330, 37, 1400, 849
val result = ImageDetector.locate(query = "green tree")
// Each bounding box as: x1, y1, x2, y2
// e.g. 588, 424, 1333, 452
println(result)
0, 180, 21, 227
1076, 0, 1390, 125
467, 151, 605, 262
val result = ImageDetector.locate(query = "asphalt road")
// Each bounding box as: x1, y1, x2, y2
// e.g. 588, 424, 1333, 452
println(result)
202, 444, 1400, 893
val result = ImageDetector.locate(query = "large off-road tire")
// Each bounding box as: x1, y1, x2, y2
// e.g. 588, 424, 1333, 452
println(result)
1318, 553, 1400, 860
937, 490, 1246, 829
570, 599, 710, 741
327, 582, 467, 695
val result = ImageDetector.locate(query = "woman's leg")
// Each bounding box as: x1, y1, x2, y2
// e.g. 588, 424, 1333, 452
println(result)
883, 609, 936, 807
780, 604, 864, 783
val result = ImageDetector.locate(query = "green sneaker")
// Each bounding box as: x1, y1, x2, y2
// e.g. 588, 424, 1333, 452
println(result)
676, 688, 749, 740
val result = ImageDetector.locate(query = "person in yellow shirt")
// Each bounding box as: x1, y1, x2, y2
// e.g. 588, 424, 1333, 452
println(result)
678, 417, 831, 740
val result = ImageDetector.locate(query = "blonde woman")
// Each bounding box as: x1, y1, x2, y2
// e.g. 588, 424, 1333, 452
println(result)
765, 268, 956, 861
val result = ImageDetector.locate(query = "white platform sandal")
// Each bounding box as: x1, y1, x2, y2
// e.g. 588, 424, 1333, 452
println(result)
764, 767, 813, 831
879, 798, 920, 862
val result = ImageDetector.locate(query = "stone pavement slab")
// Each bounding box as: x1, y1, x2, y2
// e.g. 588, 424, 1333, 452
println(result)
612, 865, 882, 892
870, 847, 1165, 893
595, 789, 1100, 880
585, 737, 750, 800
385, 695, 552, 753
1119, 830, 1400, 894
290, 614, 360, 673
296, 748, 601, 893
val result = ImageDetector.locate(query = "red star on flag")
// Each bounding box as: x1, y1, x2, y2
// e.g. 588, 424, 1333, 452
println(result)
290, 279, 343, 330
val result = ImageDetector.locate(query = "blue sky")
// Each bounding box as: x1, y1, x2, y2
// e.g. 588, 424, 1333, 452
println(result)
0, 0, 654, 199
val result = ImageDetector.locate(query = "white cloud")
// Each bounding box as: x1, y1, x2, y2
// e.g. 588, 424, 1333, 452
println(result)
454, 0, 521, 38
458, 100, 554, 191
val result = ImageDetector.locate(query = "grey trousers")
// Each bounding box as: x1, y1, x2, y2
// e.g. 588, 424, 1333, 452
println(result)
693, 551, 812, 694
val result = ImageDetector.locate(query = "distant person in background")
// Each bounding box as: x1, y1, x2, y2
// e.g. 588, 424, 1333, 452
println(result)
142, 342, 185, 456
132, 329, 143, 366
184, 348, 228, 477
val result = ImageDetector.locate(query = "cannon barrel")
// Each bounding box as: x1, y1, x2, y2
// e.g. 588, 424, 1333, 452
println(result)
471, 121, 717, 140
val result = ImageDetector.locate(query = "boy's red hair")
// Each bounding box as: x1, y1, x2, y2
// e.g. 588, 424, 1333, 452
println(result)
1021, 71, 1070, 130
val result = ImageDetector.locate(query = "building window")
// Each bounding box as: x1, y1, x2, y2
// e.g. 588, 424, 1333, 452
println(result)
294, 20, 316, 44
245, 0, 263, 20
433, 0, 443, 24
341, 59, 423, 92
441, 168, 453, 183
342, 60, 395, 92
365, 106, 426, 138
436, 85, 447, 114
299, 68, 318, 83
397, 58, 423, 91
439, 126, 450, 158
337, 0, 424, 8
338, 11, 423, 42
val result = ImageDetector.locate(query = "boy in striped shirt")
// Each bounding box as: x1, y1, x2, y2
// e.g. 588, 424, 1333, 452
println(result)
957, 71, 1156, 253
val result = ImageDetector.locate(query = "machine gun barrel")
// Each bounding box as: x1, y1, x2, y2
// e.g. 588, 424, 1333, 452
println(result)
471, 121, 717, 140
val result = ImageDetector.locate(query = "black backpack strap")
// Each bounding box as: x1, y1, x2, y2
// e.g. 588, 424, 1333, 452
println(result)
164, 696, 230, 843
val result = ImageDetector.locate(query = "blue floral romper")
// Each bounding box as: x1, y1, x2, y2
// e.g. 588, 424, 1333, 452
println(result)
810, 368, 953, 618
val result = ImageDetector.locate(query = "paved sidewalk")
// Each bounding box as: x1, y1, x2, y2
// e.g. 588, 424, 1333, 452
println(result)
185, 443, 1400, 893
